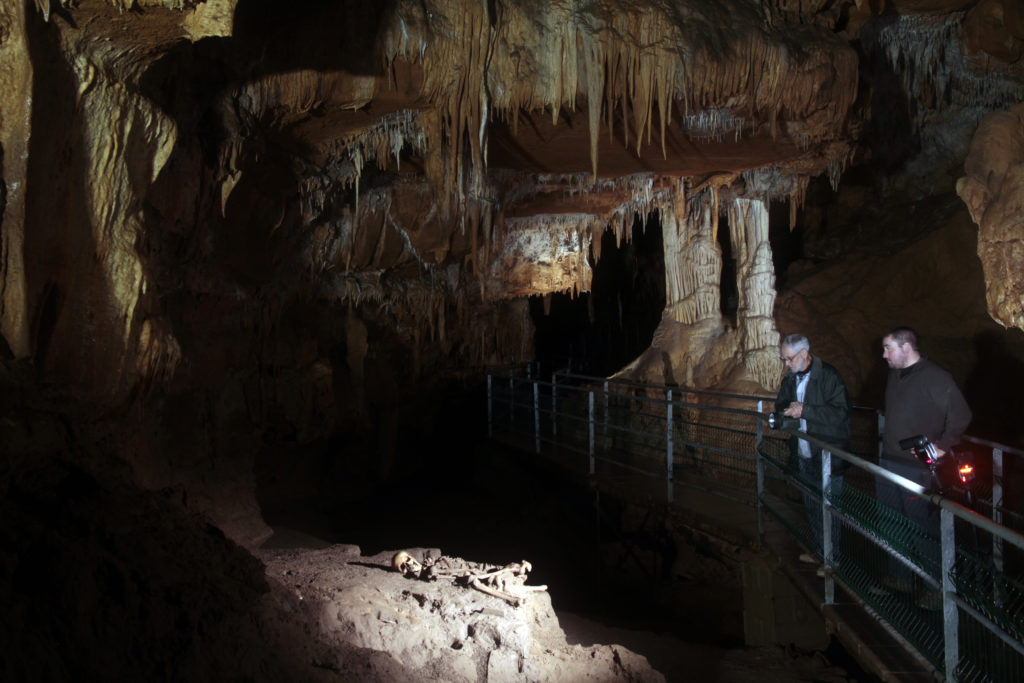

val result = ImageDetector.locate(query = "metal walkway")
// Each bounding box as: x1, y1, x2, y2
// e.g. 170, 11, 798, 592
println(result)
486, 367, 1024, 682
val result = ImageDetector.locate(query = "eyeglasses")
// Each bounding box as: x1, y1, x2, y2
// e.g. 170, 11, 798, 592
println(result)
780, 350, 805, 363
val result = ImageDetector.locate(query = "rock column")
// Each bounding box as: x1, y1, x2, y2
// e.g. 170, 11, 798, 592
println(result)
728, 198, 781, 389
663, 183, 721, 324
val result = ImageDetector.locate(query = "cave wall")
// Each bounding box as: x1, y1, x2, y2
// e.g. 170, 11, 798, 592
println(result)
958, 102, 1024, 331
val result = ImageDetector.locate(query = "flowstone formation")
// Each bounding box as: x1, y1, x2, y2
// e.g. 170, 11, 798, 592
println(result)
957, 102, 1024, 332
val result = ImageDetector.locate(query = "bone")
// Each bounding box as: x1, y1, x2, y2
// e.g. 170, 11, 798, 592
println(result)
470, 577, 523, 606
392, 552, 547, 606
473, 561, 531, 582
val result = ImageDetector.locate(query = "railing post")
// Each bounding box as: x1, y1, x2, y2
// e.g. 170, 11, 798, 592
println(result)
551, 372, 558, 439
487, 374, 493, 438
877, 411, 885, 460
508, 374, 514, 426
822, 448, 835, 605
588, 390, 595, 475
941, 507, 959, 681
666, 389, 674, 503
756, 400, 765, 538
533, 381, 540, 454
994, 447, 1004, 606
603, 380, 610, 440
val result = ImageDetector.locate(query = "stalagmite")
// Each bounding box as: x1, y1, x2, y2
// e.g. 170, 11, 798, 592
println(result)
663, 184, 721, 325
728, 198, 781, 389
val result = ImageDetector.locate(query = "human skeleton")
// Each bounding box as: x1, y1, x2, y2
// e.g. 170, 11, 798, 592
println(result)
391, 551, 547, 607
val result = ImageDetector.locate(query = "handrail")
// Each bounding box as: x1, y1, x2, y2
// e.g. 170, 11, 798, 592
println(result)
553, 369, 777, 403
785, 426, 1024, 552
514, 374, 769, 420
552, 370, 888, 420
550, 369, 1020, 454
962, 434, 1024, 457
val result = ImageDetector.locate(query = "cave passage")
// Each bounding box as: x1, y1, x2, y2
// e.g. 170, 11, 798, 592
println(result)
530, 213, 666, 376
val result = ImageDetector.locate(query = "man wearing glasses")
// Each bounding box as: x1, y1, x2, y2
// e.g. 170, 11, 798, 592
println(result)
774, 333, 852, 573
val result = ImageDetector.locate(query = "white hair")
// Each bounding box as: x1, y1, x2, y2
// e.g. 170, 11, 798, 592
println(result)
780, 333, 809, 353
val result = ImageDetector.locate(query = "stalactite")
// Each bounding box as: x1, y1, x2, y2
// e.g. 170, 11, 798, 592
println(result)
680, 108, 745, 143
827, 153, 845, 192
740, 166, 812, 231
788, 176, 809, 230
490, 214, 597, 298
873, 12, 1024, 132
711, 184, 720, 246
438, 296, 446, 345
379, 0, 857, 215
582, 29, 603, 181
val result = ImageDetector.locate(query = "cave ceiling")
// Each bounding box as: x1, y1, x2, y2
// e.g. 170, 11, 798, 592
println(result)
2, 0, 1024, 400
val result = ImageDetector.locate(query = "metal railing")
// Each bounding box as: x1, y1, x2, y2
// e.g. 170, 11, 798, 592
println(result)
486, 368, 1024, 682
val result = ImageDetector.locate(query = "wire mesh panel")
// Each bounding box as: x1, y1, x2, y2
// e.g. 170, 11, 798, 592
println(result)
758, 433, 1024, 676
951, 540, 1024, 682
600, 390, 669, 474
957, 608, 1024, 683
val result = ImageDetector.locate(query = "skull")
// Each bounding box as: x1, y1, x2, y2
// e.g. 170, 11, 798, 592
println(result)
391, 550, 423, 577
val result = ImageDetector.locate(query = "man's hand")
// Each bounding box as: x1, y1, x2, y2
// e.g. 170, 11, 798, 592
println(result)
783, 402, 804, 418
910, 444, 946, 460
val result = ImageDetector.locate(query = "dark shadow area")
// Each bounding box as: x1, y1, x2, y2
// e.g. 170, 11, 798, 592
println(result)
858, 333, 890, 410
964, 330, 1024, 519
232, 0, 396, 75
768, 200, 803, 288
717, 212, 738, 325
858, 15, 920, 180
964, 331, 1024, 448
263, 431, 744, 648
142, 0, 399, 105
530, 213, 665, 376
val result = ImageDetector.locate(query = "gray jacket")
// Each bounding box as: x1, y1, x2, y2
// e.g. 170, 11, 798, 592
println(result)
774, 355, 852, 455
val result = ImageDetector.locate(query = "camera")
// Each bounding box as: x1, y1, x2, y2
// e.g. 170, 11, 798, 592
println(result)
898, 434, 938, 464
767, 412, 799, 431
898, 434, 977, 504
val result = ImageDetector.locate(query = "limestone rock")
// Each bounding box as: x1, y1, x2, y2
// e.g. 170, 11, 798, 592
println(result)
957, 103, 1024, 331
